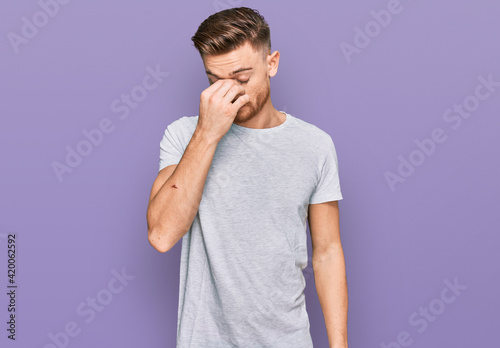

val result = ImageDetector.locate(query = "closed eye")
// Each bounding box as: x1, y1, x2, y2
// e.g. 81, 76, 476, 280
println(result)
209, 78, 249, 85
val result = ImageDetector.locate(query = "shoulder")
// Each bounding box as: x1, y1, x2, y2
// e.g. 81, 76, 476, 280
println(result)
164, 115, 198, 131
159, 116, 198, 154
287, 113, 335, 150
162, 115, 198, 138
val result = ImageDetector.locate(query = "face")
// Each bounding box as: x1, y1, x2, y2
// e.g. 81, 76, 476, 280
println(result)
202, 41, 279, 123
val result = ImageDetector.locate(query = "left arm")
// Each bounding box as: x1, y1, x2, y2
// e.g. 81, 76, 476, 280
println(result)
308, 200, 348, 348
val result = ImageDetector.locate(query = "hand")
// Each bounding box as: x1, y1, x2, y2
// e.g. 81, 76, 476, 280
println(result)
196, 79, 250, 143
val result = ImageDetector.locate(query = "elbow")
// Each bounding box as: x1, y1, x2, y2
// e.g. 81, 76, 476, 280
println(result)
147, 207, 172, 253
148, 226, 172, 253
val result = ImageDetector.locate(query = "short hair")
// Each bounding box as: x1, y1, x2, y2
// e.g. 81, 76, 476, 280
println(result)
191, 7, 271, 61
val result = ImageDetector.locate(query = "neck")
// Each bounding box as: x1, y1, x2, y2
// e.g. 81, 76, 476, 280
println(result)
234, 99, 284, 129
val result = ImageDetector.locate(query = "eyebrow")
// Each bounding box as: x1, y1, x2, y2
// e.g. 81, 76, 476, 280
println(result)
205, 67, 253, 79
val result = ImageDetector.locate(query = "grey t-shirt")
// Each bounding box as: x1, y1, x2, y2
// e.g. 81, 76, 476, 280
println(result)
158, 112, 343, 347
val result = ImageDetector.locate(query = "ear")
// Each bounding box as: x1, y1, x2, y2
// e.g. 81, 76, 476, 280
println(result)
267, 50, 280, 78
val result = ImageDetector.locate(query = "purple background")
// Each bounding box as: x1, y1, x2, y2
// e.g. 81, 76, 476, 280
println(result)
1, 0, 499, 347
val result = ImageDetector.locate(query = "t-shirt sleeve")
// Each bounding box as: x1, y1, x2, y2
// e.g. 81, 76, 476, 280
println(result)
309, 137, 343, 204
158, 118, 185, 172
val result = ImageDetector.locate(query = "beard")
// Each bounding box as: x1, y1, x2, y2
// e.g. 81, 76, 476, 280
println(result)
234, 82, 270, 124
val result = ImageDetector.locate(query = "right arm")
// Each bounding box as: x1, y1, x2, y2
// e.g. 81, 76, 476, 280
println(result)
147, 79, 249, 252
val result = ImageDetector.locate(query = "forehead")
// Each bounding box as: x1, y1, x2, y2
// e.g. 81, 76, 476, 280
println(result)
203, 42, 263, 77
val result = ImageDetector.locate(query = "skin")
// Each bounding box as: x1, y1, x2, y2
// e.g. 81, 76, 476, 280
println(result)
309, 201, 349, 348
146, 40, 348, 348
202, 41, 284, 129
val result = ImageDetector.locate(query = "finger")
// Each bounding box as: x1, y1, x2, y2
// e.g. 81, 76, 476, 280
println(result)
214, 80, 240, 100
202, 79, 229, 99
223, 84, 246, 104
231, 94, 250, 111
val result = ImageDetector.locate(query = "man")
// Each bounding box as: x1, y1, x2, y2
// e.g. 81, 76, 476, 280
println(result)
146, 7, 348, 348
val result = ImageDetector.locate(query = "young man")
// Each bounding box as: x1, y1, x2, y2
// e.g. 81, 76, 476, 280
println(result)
146, 7, 348, 348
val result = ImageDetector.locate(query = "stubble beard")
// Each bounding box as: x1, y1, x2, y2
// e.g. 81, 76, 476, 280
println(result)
234, 82, 271, 124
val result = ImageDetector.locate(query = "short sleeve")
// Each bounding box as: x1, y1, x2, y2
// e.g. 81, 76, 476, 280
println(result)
309, 137, 343, 204
158, 119, 185, 172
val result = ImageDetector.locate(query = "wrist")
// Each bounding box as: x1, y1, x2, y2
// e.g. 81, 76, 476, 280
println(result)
193, 126, 220, 147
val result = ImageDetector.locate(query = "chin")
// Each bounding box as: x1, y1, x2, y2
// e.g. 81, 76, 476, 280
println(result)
235, 105, 254, 122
